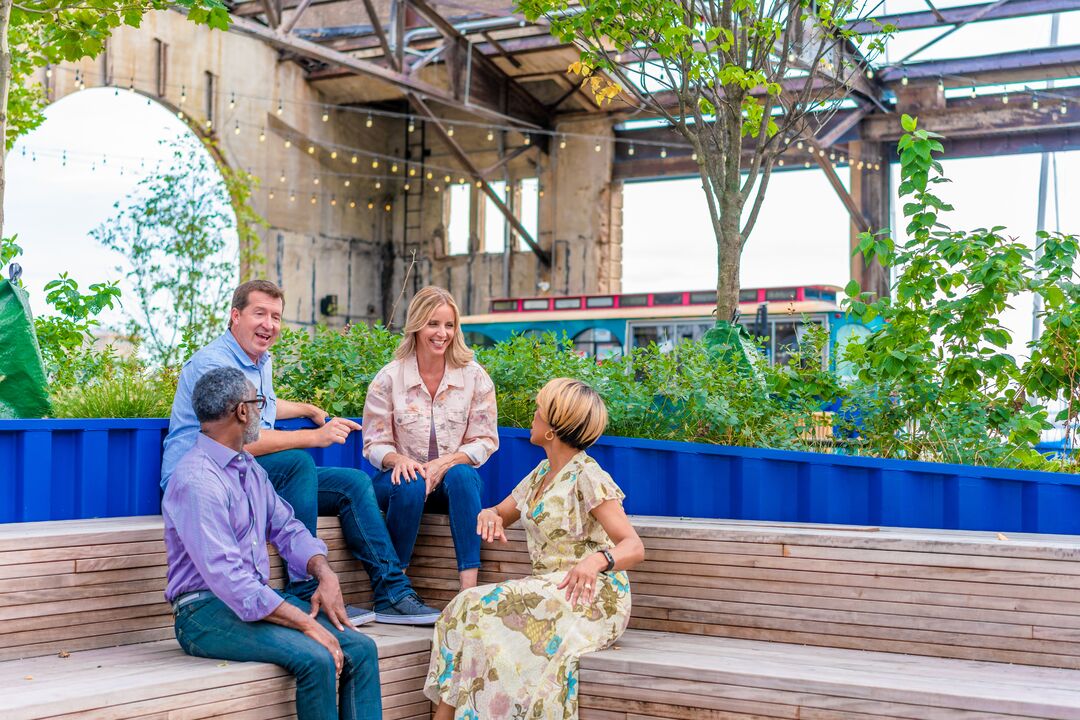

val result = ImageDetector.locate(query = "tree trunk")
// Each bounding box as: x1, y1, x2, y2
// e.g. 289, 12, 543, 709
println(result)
715, 192, 744, 323
0, 0, 13, 244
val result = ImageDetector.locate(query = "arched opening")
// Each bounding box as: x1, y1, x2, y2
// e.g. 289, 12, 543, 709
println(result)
6, 88, 241, 365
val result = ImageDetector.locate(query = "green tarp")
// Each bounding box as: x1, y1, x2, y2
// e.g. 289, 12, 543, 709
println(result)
0, 279, 50, 418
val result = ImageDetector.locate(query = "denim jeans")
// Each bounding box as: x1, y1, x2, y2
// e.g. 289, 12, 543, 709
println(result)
256, 450, 414, 609
174, 592, 381, 720
371, 463, 482, 572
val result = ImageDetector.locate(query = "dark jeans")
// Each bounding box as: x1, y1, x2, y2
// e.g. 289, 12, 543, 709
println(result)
371, 464, 483, 572
174, 592, 381, 720
256, 449, 413, 609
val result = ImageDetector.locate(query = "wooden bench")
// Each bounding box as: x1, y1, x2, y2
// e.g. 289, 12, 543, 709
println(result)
7, 514, 1080, 719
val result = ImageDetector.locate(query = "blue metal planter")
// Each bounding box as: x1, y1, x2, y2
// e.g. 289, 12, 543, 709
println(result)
1, 418, 1077, 534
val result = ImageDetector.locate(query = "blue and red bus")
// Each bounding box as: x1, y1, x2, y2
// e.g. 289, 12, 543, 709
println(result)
460, 284, 880, 368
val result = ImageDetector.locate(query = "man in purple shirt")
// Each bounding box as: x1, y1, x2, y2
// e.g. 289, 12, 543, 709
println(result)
164, 366, 380, 720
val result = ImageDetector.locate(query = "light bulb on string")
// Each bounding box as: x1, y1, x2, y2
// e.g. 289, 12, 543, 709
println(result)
259, 128, 266, 142
285, 138, 292, 148
409, 167, 416, 177
290, 192, 296, 202
45, 67, 52, 79
344, 179, 351, 187
865, 68, 873, 79
351, 155, 358, 164
796, 140, 804, 150
804, 161, 810, 168
311, 195, 317, 205
936, 77, 944, 92
331, 151, 338, 160
365, 113, 373, 128
444, 174, 451, 183
179, 85, 186, 105
559, 135, 566, 149
901, 74, 908, 86
322, 110, 330, 122
784, 137, 790, 145
371, 159, 379, 169
368, 200, 375, 209
408, 117, 416, 133
628, 144, 635, 156
391, 163, 398, 173
384, 203, 392, 212
426, 171, 433, 180
524, 133, 531, 146
277, 100, 284, 115
375, 181, 382, 189
1002, 93, 1009, 104
433, 184, 441, 193
308, 145, 316, 155
1062, 102, 1069, 115
280, 170, 286, 183
778, 159, 785, 166
1032, 95, 1040, 110
829, 151, 835, 161
486, 128, 494, 142
313, 176, 320, 185
692, 151, 698, 162
234, 122, 241, 136
403, 182, 411, 191
269, 190, 275, 200
594, 141, 601, 152
331, 196, 337, 206
349, 200, 357, 208
970, 87, 977, 99
660, 147, 667, 159
229, 92, 236, 109
447, 125, 455, 137
205, 119, 213, 132
458, 177, 466, 184
475, 180, 482, 188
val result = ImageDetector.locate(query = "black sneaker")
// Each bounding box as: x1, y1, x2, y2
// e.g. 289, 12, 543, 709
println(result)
374, 594, 441, 625
346, 605, 376, 627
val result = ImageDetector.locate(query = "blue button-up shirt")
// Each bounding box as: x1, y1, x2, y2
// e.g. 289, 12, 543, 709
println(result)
161, 330, 278, 487
163, 434, 327, 621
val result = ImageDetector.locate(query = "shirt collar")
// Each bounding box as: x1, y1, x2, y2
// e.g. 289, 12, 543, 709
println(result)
403, 354, 466, 392
195, 433, 248, 470
222, 329, 269, 370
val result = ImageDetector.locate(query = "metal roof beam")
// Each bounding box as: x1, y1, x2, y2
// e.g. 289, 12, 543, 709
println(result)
849, 0, 1078, 34
877, 44, 1080, 87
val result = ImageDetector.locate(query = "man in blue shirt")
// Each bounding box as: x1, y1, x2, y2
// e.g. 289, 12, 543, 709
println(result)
162, 279, 439, 624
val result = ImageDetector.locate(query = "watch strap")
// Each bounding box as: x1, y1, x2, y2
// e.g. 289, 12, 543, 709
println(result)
601, 549, 615, 572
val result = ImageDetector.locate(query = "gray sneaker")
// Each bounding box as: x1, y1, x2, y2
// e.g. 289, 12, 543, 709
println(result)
346, 605, 376, 627
374, 594, 441, 625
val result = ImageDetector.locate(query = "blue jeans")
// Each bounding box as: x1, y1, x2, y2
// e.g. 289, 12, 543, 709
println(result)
256, 450, 414, 609
174, 592, 381, 720
371, 464, 483, 572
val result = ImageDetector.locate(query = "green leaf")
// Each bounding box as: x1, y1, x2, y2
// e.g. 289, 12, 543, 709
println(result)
845, 279, 861, 298
900, 114, 917, 132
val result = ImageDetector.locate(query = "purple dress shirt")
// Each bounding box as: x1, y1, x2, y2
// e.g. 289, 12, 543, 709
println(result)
162, 433, 328, 622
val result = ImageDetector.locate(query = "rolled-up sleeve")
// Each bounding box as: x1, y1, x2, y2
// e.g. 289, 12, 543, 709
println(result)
362, 369, 398, 470
458, 368, 499, 466
262, 473, 328, 582
166, 470, 283, 622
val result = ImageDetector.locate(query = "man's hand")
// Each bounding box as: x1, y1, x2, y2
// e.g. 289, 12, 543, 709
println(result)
304, 403, 330, 426
307, 555, 353, 632
302, 620, 345, 676
312, 417, 362, 448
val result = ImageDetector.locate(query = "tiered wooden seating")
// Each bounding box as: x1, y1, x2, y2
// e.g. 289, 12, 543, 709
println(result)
0, 516, 426, 720
410, 514, 1080, 669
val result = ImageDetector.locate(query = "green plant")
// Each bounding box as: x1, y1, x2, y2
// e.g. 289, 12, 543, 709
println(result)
843, 114, 1069, 468
49, 352, 177, 418
34, 272, 122, 388
91, 137, 264, 367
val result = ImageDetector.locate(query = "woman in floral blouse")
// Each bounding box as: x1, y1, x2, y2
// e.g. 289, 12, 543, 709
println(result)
425, 378, 645, 720
363, 286, 499, 591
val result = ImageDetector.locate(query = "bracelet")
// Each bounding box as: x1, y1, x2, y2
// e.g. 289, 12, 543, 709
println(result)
600, 549, 615, 572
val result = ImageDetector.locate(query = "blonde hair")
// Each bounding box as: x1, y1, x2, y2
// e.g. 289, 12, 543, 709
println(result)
394, 286, 474, 368
536, 378, 608, 449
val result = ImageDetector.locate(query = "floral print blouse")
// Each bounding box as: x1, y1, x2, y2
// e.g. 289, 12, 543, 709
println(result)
362, 354, 499, 469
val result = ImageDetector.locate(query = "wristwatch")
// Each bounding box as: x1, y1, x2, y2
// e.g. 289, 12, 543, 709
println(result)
600, 549, 615, 572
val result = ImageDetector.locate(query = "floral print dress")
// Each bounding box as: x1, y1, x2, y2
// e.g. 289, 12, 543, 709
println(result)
424, 452, 632, 720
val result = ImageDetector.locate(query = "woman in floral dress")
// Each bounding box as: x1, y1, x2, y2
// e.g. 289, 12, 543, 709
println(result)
425, 378, 646, 720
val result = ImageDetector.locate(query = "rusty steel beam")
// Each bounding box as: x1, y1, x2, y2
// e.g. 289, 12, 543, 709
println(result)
810, 139, 871, 232
279, 0, 314, 35
877, 44, 1080, 88
848, 0, 1076, 34
359, 0, 399, 70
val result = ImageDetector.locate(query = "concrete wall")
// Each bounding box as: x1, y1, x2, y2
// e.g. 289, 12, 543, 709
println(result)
39, 11, 624, 330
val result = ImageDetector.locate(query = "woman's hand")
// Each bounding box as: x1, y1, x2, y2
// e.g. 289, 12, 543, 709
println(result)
557, 553, 606, 606
476, 508, 507, 543
390, 454, 426, 485
422, 455, 454, 495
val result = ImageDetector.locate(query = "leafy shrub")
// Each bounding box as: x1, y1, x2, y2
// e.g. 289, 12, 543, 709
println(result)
50, 356, 177, 419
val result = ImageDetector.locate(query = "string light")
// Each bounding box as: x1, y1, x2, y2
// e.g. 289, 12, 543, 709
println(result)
691, 151, 698, 161
829, 150, 836, 161
371, 159, 379, 169
351, 155, 358, 164
385, 203, 392, 212
475, 180, 482, 188
1061, 102, 1069, 115
391, 163, 398, 173
403, 183, 411, 191
365, 113, 373, 128
375, 181, 381, 189
433, 185, 441, 193
447, 125, 455, 137
594, 141, 601, 152
259, 128, 266, 142
1002, 93, 1010, 104
408, 117, 416, 133
368, 200, 375, 209
936, 77, 944, 92
313, 176, 320, 185
409, 167, 416, 177
559, 136, 567, 149
901, 73, 908, 86
268, 190, 275, 200
426, 171, 434, 180
179, 84, 186, 105
331, 196, 337, 206
322, 110, 330, 122
1032, 95, 1040, 110
234, 122, 241, 136
865, 68, 873, 79
205, 119, 213, 131
45, 67, 52, 79
285, 138, 292, 148
970, 87, 977, 99
229, 92, 236, 109
331, 151, 338, 159
349, 200, 357, 208
458, 177, 466, 184
443, 174, 451, 183
778, 159, 785, 166
289, 192, 296, 202
310, 195, 317, 205
280, 170, 286, 183
660, 147, 667, 158
796, 140, 804, 150
277, 100, 284, 115
486, 128, 494, 142
344, 179, 351, 187
628, 144, 635, 156
524, 133, 531, 145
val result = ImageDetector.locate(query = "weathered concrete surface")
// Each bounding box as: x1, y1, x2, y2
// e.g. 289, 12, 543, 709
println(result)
37, 10, 624, 328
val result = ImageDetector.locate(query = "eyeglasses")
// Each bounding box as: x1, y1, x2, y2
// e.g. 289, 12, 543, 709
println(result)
236, 394, 267, 412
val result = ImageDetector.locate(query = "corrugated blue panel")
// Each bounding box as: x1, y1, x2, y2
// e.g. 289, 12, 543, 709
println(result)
1, 419, 1078, 533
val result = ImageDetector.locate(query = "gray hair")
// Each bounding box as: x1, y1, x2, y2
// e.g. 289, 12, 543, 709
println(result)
192, 367, 254, 423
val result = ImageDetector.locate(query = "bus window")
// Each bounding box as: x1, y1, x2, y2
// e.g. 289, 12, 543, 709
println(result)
573, 328, 623, 359
462, 331, 496, 348
773, 321, 801, 365
631, 323, 674, 353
